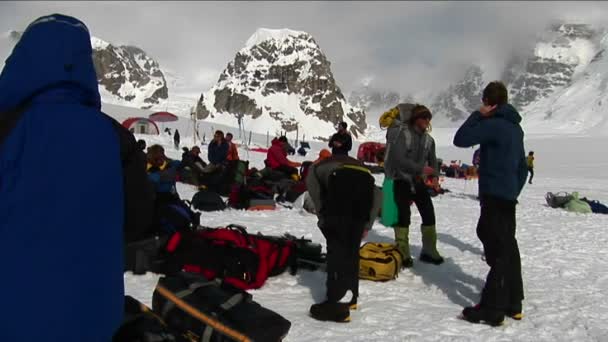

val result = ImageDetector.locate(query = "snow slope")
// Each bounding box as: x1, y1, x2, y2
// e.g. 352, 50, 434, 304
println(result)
123, 116, 608, 341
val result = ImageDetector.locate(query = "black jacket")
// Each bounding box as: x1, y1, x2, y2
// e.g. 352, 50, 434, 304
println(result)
107, 115, 156, 242
328, 131, 352, 155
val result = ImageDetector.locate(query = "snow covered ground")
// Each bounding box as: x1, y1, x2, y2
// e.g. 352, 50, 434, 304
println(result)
121, 112, 608, 341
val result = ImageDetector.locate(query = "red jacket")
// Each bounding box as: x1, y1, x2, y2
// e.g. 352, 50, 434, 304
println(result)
267, 139, 292, 169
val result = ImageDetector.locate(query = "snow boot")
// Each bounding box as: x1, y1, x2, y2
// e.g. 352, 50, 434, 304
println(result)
309, 301, 351, 323
419, 225, 444, 265
394, 226, 413, 268
461, 305, 504, 326
506, 302, 523, 320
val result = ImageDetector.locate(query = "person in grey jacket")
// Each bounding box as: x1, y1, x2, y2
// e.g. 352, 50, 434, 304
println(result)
306, 154, 380, 323
383, 104, 443, 267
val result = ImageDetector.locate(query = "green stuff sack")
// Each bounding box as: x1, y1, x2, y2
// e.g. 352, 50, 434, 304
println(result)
381, 178, 399, 227
564, 192, 592, 214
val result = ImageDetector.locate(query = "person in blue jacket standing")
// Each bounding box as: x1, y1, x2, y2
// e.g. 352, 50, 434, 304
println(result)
453, 81, 528, 326
0, 14, 124, 341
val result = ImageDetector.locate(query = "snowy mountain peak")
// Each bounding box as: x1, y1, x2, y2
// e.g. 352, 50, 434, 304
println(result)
196, 28, 366, 141
244, 28, 310, 50
92, 39, 168, 109
552, 23, 596, 39
90, 36, 109, 50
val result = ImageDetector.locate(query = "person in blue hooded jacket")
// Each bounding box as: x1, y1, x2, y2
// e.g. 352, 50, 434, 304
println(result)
0, 14, 124, 341
453, 81, 528, 326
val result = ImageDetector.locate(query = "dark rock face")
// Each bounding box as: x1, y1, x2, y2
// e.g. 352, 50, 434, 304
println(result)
430, 23, 599, 121
5, 32, 168, 109
92, 41, 168, 108
195, 29, 366, 137
431, 65, 485, 122
502, 24, 596, 109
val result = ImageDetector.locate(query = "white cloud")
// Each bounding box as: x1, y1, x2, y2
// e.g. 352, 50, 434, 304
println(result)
2, 1, 608, 97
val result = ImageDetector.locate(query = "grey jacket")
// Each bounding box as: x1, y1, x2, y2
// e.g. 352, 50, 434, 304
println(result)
306, 155, 381, 231
383, 105, 438, 184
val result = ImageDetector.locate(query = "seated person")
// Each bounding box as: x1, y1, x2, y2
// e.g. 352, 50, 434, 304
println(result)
225, 132, 240, 161
146, 144, 181, 202
266, 136, 301, 179
180, 146, 207, 185
205, 130, 229, 173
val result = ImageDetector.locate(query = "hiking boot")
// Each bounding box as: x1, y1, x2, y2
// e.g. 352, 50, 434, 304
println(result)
402, 257, 414, 269
461, 305, 504, 326
394, 226, 411, 261
506, 302, 523, 320
419, 225, 444, 265
349, 298, 358, 310
309, 302, 351, 323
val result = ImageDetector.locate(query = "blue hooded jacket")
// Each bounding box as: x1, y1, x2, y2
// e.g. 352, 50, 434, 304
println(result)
453, 104, 528, 201
0, 14, 124, 341
208, 139, 229, 165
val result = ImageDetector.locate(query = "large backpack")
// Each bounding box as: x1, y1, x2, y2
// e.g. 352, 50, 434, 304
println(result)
165, 225, 296, 290
321, 164, 375, 226
152, 272, 291, 342
582, 198, 608, 214
564, 192, 592, 214
358, 242, 403, 281
545, 192, 574, 208
156, 197, 201, 235
113, 296, 190, 342
383, 103, 433, 179
191, 190, 227, 212
228, 183, 275, 210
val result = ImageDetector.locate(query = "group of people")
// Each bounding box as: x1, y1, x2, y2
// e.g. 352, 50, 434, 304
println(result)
0, 13, 531, 341
142, 129, 241, 190
307, 81, 528, 328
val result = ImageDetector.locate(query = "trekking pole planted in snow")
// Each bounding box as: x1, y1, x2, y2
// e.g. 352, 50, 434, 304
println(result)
266, 131, 269, 148
248, 131, 252, 146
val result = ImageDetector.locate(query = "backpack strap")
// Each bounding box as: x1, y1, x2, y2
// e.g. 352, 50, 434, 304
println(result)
402, 126, 412, 151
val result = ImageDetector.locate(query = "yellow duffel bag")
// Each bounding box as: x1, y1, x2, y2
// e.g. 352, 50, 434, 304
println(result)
358, 242, 402, 281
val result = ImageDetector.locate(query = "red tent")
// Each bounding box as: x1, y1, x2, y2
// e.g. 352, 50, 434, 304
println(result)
122, 117, 160, 135
149, 111, 178, 122
357, 142, 385, 163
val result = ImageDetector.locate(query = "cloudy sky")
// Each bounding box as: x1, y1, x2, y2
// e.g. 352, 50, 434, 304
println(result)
2, 1, 608, 98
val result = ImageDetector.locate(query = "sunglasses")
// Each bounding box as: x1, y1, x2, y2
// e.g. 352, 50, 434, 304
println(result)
416, 112, 432, 121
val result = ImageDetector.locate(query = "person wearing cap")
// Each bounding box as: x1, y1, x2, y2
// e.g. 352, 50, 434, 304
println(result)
383, 104, 444, 268
328, 121, 353, 156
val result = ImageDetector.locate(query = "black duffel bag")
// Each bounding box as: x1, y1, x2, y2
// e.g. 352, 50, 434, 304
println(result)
152, 273, 291, 342
124, 234, 170, 275
113, 296, 190, 342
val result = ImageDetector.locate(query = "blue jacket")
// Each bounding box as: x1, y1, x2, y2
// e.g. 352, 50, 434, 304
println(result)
453, 104, 528, 201
0, 14, 124, 341
147, 159, 181, 194
208, 140, 229, 165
